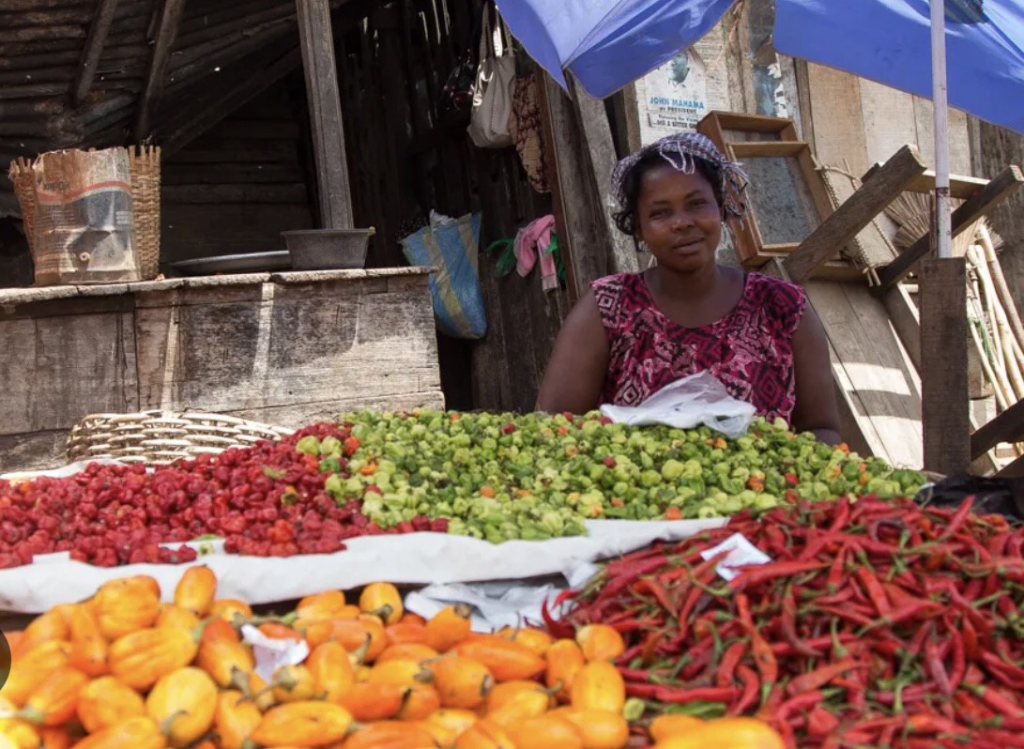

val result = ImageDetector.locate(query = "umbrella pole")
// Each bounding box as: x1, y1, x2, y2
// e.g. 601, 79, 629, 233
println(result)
931, 0, 951, 258
920, 0, 970, 475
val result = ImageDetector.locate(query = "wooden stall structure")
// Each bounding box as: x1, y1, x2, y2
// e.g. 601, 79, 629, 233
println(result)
0, 0, 574, 417
0, 269, 443, 474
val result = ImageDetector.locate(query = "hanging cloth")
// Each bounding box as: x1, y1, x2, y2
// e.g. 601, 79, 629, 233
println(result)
515, 215, 559, 293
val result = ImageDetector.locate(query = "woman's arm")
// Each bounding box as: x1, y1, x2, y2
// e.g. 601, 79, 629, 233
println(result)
536, 291, 610, 414
790, 304, 842, 445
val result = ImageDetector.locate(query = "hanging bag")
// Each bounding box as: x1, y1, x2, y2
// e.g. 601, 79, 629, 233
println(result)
400, 212, 487, 340
436, 2, 486, 124
468, 4, 516, 149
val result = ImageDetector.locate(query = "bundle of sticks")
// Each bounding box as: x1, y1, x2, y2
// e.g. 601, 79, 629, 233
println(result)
888, 193, 1024, 458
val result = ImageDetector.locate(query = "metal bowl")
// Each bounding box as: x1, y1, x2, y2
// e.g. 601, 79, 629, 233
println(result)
282, 228, 374, 271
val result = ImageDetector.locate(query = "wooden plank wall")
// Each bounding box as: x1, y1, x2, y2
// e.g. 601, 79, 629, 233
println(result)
976, 122, 1024, 310
0, 270, 444, 474
334, 0, 568, 412
160, 81, 314, 264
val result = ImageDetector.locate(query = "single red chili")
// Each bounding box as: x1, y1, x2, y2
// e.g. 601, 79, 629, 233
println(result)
981, 651, 1024, 690
954, 691, 994, 724
633, 578, 676, 619
828, 496, 851, 533
786, 658, 858, 696
624, 682, 658, 699
729, 664, 760, 715
775, 690, 824, 721
781, 586, 819, 658
811, 588, 855, 606
989, 531, 1011, 557
925, 635, 953, 697
729, 559, 829, 592
651, 685, 739, 704
948, 627, 966, 691
974, 729, 1024, 749
815, 604, 873, 628
772, 634, 856, 658
855, 566, 892, 616
805, 706, 840, 737
906, 713, 969, 736
825, 543, 849, 592
940, 499, 973, 539
970, 684, 1024, 718
716, 640, 748, 688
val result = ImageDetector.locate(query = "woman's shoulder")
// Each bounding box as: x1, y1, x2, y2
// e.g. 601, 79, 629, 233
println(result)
591, 272, 645, 294
745, 272, 806, 306
589, 273, 649, 329
744, 272, 807, 330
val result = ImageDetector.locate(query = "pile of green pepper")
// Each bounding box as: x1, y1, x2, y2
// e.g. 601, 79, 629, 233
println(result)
297, 410, 925, 542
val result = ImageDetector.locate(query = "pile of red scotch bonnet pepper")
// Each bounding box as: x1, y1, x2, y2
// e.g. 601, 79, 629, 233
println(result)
545, 494, 1024, 749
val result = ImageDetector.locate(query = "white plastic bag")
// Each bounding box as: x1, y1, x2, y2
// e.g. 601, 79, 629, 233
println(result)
600, 371, 756, 438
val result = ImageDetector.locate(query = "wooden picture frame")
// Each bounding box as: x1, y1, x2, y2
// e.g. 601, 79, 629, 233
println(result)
697, 111, 835, 269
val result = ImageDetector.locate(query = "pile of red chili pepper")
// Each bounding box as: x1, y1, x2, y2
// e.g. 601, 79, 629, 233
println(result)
544, 495, 1024, 748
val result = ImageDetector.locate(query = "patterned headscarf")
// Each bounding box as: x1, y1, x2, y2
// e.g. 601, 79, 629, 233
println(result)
612, 133, 749, 222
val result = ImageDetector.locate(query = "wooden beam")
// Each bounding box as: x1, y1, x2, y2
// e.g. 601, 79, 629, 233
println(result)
883, 283, 921, 372
905, 171, 990, 200
972, 398, 1024, 459
73, 0, 120, 106
161, 46, 302, 157
296, 0, 354, 229
731, 141, 807, 158
875, 165, 1024, 292
784, 144, 927, 284
536, 70, 579, 306
708, 110, 791, 133
135, 0, 186, 139
567, 75, 638, 277
997, 453, 1024, 477
920, 257, 971, 475
860, 165, 991, 201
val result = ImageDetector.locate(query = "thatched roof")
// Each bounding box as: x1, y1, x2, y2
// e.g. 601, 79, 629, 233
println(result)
0, 0, 354, 217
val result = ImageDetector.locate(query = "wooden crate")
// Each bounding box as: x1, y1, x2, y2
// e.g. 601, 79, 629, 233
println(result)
0, 268, 444, 474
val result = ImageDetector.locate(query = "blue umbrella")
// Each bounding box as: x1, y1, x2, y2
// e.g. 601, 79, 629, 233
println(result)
496, 0, 1024, 136
496, 0, 1024, 258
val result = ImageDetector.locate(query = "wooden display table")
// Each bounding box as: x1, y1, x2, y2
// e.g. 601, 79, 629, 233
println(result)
0, 268, 444, 473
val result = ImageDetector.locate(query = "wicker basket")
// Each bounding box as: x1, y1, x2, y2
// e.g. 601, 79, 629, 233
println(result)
66, 410, 294, 466
8, 157, 36, 255
8, 147, 161, 281
127, 145, 161, 280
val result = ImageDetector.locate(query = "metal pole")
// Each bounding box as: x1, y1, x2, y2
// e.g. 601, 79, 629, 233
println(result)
931, 0, 952, 258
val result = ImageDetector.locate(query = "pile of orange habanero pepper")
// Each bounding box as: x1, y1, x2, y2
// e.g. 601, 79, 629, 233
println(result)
1, 567, 641, 748
546, 495, 1024, 749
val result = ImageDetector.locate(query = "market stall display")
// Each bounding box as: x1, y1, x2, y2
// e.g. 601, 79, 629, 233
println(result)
0, 411, 924, 569
546, 495, 1024, 747
0, 567, 785, 748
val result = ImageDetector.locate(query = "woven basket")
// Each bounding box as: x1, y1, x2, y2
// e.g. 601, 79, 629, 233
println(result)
8, 157, 36, 255
66, 410, 294, 466
127, 145, 161, 280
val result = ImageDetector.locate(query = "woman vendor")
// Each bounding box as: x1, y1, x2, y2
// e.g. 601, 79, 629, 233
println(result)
537, 133, 841, 445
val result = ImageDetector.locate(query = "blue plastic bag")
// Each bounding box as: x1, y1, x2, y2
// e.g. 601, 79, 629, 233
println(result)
400, 212, 487, 339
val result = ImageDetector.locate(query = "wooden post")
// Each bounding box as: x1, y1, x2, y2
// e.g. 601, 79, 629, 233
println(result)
539, 73, 638, 299
874, 165, 1024, 292
536, 71, 579, 306
920, 256, 971, 475
296, 0, 354, 230
784, 144, 927, 284
74, 0, 120, 107
568, 75, 638, 278
136, 0, 186, 139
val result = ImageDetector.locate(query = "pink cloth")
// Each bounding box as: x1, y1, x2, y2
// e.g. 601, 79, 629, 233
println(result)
515, 215, 559, 293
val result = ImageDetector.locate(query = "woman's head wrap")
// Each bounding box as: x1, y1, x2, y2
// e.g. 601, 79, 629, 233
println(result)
611, 132, 749, 222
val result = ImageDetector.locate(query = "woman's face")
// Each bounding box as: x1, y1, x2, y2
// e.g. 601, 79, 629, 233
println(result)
636, 163, 722, 274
